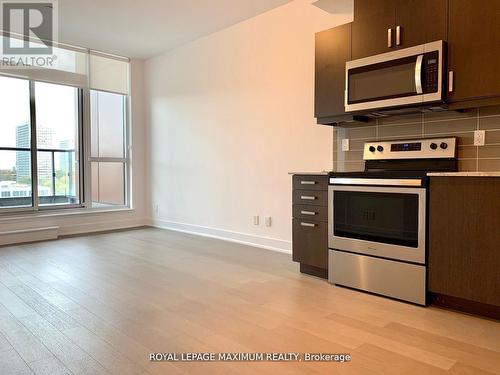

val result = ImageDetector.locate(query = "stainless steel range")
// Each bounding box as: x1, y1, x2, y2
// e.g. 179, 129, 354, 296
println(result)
328, 137, 457, 305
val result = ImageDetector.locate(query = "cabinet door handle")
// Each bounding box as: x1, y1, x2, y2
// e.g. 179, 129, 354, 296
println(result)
300, 180, 317, 185
300, 210, 317, 216
387, 28, 393, 48
396, 26, 401, 46
300, 195, 316, 200
300, 222, 316, 228
448, 71, 454, 93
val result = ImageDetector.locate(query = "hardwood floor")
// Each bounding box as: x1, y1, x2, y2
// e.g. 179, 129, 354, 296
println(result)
0, 227, 498, 374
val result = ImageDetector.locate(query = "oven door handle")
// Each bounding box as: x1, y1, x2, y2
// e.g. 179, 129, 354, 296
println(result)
330, 178, 423, 187
415, 54, 424, 95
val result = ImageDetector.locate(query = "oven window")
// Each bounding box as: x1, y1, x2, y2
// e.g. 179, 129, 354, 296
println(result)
348, 55, 418, 104
334, 191, 419, 248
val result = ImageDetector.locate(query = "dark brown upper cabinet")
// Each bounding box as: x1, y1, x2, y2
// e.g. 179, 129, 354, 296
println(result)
315, 0, 500, 125
352, 0, 395, 59
448, 0, 500, 105
352, 0, 447, 60
314, 23, 352, 124
394, 0, 448, 49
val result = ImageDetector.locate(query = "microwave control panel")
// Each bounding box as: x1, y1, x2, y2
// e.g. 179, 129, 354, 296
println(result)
423, 51, 439, 93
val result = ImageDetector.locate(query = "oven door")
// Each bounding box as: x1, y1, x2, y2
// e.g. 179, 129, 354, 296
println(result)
328, 184, 426, 264
345, 40, 444, 113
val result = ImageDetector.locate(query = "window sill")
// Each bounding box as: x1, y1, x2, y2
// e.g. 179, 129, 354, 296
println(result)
0, 207, 135, 223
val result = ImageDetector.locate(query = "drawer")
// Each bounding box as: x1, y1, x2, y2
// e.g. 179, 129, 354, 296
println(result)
293, 204, 328, 222
292, 219, 328, 269
293, 189, 327, 206
293, 175, 328, 191
329, 250, 426, 305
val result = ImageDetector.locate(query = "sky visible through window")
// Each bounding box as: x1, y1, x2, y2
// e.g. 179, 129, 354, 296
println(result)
0, 76, 77, 169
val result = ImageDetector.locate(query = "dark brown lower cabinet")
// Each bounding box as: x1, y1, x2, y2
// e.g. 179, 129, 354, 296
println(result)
292, 219, 328, 270
429, 177, 500, 319
292, 175, 329, 279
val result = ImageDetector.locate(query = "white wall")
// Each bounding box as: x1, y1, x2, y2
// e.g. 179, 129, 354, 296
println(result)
0, 58, 149, 244
146, 0, 353, 252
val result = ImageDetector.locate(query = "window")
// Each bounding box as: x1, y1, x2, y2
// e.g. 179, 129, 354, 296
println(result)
90, 90, 128, 207
35, 82, 81, 207
0, 76, 82, 211
0, 76, 81, 208
0, 42, 130, 214
0, 76, 32, 208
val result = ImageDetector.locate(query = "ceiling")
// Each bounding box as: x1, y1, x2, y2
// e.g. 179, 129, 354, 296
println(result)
58, 0, 291, 59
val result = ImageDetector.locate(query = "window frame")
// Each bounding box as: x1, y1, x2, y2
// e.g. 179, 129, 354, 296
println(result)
87, 88, 131, 209
0, 75, 32, 213
0, 74, 131, 215
33, 80, 86, 211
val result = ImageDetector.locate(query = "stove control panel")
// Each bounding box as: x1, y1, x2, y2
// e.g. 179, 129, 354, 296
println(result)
363, 137, 457, 160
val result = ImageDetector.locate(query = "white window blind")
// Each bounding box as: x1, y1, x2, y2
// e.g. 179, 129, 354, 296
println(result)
0, 33, 130, 92
89, 52, 130, 95
0, 33, 88, 87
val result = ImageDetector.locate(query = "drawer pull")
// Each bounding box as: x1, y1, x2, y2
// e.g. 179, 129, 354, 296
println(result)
300, 210, 317, 216
301, 195, 316, 200
300, 180, 317, 185
300, 222, 316, 228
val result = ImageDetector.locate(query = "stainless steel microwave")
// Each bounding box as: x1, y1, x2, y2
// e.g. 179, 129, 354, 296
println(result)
345, 40, 445, 113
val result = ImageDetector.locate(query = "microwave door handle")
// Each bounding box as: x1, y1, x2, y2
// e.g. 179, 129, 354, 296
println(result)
415, 55, 424, 94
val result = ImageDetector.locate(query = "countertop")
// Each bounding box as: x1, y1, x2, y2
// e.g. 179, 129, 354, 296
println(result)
289, 171, 500, 176
288, 171, 330, 176
427, 172, 500, 177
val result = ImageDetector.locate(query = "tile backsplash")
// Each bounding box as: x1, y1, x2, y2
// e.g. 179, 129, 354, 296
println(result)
333, 105, 500, 172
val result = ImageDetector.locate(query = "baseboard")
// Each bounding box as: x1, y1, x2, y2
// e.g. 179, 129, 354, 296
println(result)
152, 219, 292, 254
0, 226, 59, 246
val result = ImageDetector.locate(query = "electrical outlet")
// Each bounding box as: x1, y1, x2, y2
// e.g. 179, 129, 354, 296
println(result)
342, 138, 350, 151
474, 130, 485, 146
265, 217, 272, 227
253, 216, 260, 225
